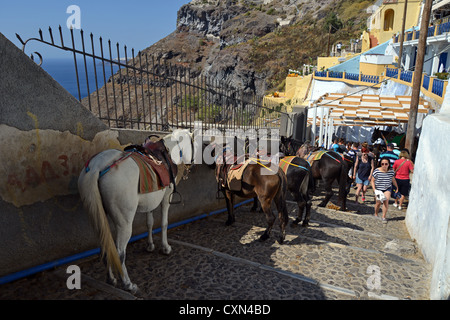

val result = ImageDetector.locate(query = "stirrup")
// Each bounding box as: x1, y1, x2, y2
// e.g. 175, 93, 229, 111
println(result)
169, 191, 182, 205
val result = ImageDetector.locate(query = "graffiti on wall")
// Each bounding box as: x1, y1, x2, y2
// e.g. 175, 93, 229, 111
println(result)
0, 115, 122, 207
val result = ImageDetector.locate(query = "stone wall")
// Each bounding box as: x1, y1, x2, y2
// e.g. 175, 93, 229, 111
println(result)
406, 89, 450, 299
0, 32, 223, 278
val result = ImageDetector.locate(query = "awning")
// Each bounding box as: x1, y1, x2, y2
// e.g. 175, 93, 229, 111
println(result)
433, 0, 450, 12
308, 93, 434, 127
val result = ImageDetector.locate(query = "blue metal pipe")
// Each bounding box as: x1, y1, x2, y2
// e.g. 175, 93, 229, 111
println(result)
0, 199, 253, 285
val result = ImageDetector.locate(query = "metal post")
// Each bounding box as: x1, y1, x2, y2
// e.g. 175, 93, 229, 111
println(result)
398, 0, 408, 69
406, 0, 433, 154
311, 104, 317, 146
319, 107, 325, 148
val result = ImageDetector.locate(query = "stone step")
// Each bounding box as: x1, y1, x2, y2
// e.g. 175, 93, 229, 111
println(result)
225, 201, 418, 258
169, 210, 431, 300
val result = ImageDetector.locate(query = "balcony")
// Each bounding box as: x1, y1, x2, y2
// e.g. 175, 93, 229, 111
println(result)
392, 19, 450, 44
313, 67, 448, 105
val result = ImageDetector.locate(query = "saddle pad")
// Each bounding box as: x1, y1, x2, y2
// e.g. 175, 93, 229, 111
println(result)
305, 150, 328, 164
279, 156, 296, 174
129, 152, 166, 194
227, 159, 252, 191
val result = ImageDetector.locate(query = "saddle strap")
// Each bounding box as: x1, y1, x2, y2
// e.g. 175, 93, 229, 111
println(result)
280, 158, 309, 171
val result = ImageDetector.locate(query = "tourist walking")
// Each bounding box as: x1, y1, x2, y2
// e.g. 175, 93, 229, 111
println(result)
378, 143, 399, 166
393, 150, 414, 210
371, 159, 399, 223
353, 150, 374, 203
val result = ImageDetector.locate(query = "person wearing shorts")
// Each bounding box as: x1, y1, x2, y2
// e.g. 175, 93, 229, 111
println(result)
393, 150, 414, 210
353, 151, 374, 203
371, 159, 399, 223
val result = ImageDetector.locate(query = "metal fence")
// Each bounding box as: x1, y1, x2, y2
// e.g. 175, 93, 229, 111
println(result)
17, 26, 280, 132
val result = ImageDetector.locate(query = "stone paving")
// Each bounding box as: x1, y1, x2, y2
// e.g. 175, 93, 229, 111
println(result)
0, 186, 431, 300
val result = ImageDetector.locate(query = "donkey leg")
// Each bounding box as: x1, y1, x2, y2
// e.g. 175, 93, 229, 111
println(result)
259, 197, 275, 242
159, 187, 173, 255
294, 199, 306, 226
146, 211, 156, 252
250, 196, 259, 212
116, 223, 138, 293
302, 195, 313, 227
319, 179, 333, 207
106, 265, 118, 287
225, 191, 235, 226
275, 199, 288, 244
290, 192, 304, 226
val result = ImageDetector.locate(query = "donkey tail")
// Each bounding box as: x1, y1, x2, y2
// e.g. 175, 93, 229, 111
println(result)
78, 166, 123, 277
300, 166, 314, 197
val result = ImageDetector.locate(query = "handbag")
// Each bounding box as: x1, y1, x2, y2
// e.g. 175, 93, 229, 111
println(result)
392, 188, 402, 199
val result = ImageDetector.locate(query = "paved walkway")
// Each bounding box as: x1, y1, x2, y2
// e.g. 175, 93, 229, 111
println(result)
0, 186, 431, 300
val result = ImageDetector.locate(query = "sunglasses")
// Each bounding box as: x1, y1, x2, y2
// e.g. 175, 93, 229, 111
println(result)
381, 163, 389, 166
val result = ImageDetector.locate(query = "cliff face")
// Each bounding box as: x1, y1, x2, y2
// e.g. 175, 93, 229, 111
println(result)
138, 0, 372, 96
83, 0, 374, 129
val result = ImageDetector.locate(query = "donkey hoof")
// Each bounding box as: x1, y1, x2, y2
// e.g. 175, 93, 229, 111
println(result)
106, 277, 117, 287
125, 283, 138, 294
146, 243, 155, 252
318, 202, 327, 207
225, 218, 235, 226
302, 221, 309, 228
291, 218, 301, 226
160, 245, 172, 255
259, 233, 270, 242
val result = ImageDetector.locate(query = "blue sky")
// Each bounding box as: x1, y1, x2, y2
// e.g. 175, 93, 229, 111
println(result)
0, 0, 191, 58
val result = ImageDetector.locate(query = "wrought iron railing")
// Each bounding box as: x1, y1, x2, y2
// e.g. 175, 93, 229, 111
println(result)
17, 26, 279, 132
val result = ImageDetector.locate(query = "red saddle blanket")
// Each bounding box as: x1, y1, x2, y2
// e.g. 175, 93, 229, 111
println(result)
128, 152, 171, 194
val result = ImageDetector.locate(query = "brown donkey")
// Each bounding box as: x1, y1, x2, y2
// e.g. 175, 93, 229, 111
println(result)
216, 156, 289, 244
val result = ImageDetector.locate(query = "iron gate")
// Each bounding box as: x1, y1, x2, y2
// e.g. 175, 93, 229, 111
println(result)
17, 26, 282, 132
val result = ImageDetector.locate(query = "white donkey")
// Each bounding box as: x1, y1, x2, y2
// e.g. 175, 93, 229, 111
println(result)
78, 129, 193, 293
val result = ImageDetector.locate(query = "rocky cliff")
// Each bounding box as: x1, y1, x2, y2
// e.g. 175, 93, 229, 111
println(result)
83, 0, 374, 129
139, 0, 373, 95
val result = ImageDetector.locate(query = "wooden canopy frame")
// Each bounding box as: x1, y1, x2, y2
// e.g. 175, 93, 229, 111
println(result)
308, 93, 434, 127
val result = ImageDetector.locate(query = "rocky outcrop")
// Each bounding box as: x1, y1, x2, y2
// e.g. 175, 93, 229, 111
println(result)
177, 2, 249, 39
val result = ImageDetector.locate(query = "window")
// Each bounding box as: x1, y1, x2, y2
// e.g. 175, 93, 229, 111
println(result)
384, 9, 394, 31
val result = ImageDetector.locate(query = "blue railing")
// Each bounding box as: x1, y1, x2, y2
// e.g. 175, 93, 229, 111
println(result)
406, 32, 413, 41
428, 25, 435, 37
328, 71, 343, 79
422, 75, 430, 90
386, 67, 398, 78
438, 21, 450, 35
414, 30, 420, 39
400, 70, 413, 83
361, 74, 379, 83
315, 71, 327, 77
432, 78, 444, 97
345, 72, 359, 81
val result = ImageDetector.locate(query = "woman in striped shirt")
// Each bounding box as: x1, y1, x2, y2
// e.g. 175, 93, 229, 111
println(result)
370, 159, 399, 223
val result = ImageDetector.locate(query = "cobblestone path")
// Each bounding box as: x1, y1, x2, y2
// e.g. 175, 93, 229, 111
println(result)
0, 186, 431, 300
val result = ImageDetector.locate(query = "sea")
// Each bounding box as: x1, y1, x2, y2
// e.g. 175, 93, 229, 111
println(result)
41, 58, 120, 100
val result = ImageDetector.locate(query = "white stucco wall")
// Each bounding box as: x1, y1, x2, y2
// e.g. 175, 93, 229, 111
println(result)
406, 86, 450, 300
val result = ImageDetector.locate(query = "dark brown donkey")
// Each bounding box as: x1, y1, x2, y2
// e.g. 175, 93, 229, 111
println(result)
216, 153, 289, 244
